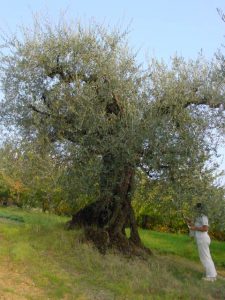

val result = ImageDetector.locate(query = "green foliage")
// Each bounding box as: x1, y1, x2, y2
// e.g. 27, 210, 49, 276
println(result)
133, 169, 225, 235
0, 173, 10, 203
0, 18, 224, 165
0, 16, 224, 227
0, 137, 102, 216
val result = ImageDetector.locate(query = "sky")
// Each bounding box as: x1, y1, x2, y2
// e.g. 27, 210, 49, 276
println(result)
0, 0, 224, 62
0, 0, 224, 182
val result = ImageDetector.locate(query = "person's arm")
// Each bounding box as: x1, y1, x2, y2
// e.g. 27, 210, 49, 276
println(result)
189, 215, 209, 232
189, 225, 208, 232
185, 218, 194, 228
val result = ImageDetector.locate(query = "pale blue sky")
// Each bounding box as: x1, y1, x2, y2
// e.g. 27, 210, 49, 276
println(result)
0, 0, 224, 181
0, 0, 224, 62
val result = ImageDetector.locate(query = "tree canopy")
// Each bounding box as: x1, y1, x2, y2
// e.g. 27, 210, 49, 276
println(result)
0, 18, 224, 255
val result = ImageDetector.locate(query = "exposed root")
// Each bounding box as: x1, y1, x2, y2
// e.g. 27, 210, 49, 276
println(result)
75, 225, 152, 258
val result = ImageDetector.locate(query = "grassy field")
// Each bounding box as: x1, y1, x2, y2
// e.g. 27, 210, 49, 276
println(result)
0, 207, 225, 300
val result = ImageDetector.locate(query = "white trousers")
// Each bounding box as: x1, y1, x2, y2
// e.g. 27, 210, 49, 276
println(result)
196, 236, 217, 278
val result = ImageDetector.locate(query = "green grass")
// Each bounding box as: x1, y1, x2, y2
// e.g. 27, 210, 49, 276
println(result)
0, 210, 25, 222
140, 229, 225, 268
0, 207, 225, 299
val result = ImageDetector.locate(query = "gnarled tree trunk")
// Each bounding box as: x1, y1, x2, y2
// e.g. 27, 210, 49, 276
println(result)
68, 154, 151, 256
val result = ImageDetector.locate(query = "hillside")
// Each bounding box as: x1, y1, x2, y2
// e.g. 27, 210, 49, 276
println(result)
0, 207, 225, 300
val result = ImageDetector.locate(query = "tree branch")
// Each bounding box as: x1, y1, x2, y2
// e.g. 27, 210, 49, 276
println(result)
28, 104, 51, 117
183, 96, 224, 109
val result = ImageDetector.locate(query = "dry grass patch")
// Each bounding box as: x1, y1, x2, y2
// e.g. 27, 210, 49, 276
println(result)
0, 260, 44, 300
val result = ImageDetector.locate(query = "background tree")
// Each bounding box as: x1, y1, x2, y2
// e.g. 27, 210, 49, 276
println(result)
133, 165, 225, 236
0, 140, 61, 209
0, 171, 10, 205
0, 18, 224, 255
0, 142, 27, 206
0, 136, 101, 214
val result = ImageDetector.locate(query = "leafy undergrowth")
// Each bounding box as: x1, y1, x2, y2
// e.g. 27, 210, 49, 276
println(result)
0, 207, 225, 300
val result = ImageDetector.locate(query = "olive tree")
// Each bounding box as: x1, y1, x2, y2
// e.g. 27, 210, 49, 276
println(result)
0, 19, 224, 255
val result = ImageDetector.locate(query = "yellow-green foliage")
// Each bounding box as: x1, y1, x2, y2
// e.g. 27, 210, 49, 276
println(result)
133, 169, 225, 235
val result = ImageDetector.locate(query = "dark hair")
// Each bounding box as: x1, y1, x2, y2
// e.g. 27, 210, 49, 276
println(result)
195, 202, 202, 209
195, 202, 207, 214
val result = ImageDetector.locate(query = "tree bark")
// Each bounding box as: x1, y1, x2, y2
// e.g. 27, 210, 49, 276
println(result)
67, 154, 151, 256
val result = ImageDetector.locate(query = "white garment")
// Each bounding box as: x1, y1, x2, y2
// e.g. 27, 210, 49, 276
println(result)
194, 215, 217, 278
194, 215, 209, 240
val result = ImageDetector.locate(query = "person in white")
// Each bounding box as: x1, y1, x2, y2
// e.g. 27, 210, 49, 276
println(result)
187, 203, 217, 282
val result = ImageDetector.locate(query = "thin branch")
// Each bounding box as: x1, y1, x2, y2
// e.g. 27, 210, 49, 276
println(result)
28, 104, 51, 117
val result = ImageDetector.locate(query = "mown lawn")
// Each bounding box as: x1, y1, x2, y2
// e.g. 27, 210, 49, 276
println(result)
0, 207, 225, 300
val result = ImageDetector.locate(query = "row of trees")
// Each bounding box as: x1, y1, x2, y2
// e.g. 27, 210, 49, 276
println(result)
133, 170, 225, 236
0, 138, 224, 238
0, 139, 98, 213
0, 16, 225, 254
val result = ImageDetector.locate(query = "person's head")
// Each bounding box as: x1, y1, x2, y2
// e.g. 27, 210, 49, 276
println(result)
194, 202, 205, 215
